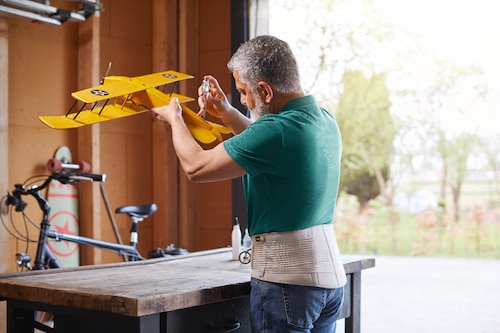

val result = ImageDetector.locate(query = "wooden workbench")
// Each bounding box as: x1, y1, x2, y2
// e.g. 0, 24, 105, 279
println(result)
0, 248, 375, 332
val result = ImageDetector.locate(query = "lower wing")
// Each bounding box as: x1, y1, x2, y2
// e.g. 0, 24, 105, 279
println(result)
40, 99, 232, 144
39, 104, 146, 129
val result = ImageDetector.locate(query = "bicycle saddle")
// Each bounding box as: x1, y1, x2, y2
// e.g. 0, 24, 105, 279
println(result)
115, 203, 158, 219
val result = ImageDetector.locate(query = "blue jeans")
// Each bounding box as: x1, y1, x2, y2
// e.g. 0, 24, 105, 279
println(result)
250, 278, 344, 333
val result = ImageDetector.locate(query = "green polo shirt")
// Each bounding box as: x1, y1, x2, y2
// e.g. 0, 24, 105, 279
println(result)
223, 95, 342, 236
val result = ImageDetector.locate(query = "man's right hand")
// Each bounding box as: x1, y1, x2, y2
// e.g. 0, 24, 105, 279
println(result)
197, 75, 253, 134
197, 75, 233, 119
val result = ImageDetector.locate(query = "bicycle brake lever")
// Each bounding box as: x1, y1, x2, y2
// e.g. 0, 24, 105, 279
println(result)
6, 188, 27, 212
51, 173, 75, 185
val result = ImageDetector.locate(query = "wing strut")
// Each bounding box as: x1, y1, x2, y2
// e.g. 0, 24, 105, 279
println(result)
98, 99, 110, 116
72, 103, 88, 120
120, 94, 132, 110
168, 82, 179, 96
65, 99, 78, 117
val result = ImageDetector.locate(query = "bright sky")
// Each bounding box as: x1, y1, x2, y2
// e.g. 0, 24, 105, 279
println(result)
392, 0, 500, 136
268, 0, 499, 137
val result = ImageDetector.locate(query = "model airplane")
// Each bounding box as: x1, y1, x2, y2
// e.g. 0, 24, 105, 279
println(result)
39, 70, 232, 144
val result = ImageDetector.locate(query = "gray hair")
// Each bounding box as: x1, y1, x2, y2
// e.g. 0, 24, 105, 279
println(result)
227, 35, 302, 94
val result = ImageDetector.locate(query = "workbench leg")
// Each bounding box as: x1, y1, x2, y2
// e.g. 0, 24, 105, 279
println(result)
138, 313, 162, 333
345, 271, 361, 333
7, 302, 34, 333
54, 311, 162, 333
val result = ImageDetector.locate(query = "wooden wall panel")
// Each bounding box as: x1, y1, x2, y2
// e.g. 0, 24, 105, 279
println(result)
177, 0, 199, 252
76, 13, 102, 265
99, 0, 152, 77
95, 0, 155, 262
2, 0, 236, 272
194, 0, 233, 251
1, 18, 9, 278
151, 0, 181, 253
99, 114, 155, 260
0, 19, 6, 332
6, 16, 78, 272
2, 3, 236, 330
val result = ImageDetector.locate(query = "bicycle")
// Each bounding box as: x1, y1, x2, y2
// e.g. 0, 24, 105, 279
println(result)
1, 159, 158, 271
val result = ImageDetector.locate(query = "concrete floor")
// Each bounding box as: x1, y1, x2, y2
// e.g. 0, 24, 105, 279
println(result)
338, 255, 500, 333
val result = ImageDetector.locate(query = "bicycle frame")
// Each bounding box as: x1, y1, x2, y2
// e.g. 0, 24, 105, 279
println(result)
8, 171, 146, 271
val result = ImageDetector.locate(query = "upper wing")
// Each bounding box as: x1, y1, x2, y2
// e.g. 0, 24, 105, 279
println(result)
71, 76, 145, 103
71, 70, 194, 104
133, 70, 194, 88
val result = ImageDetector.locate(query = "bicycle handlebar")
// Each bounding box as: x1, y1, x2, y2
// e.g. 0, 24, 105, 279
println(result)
55, 171, 106, 183
6, 171, 106, 213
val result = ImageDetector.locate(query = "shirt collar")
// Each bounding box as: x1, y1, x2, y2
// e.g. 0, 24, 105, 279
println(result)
278, 95, 316, 113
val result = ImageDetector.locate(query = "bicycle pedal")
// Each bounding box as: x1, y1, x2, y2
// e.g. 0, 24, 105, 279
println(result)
148, 248, 170, 258
165, 244, 189, 255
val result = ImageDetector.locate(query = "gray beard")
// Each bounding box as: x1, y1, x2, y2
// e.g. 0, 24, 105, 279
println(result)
249, 94, 272, 121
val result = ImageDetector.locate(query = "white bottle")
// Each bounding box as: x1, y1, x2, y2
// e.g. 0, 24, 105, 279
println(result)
243, 228, 252, 250
232, 217, 242, 261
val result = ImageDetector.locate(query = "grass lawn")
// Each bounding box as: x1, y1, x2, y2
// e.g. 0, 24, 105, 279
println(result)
335, 207, 500, 258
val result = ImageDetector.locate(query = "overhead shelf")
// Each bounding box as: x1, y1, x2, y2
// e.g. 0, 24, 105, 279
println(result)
0, 0, 97, 25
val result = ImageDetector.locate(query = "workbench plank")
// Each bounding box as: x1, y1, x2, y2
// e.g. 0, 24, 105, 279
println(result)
0, 249, 374, 317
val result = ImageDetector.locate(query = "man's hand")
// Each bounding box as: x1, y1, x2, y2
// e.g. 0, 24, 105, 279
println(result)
151, 97, 183, 125
197, 75, 253, 134
197, 75, 233, 119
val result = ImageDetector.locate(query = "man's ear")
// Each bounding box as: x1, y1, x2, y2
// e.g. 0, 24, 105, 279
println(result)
258, 81, 274, 104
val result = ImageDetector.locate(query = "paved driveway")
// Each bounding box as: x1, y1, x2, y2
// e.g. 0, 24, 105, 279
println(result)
338, 256, 500, 333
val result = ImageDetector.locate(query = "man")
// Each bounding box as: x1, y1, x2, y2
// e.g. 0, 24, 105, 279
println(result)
151, 35, 346, 333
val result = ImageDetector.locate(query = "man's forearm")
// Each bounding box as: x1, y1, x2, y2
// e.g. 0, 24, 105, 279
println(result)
221, 107, 253, 134
169, 114, 205, 176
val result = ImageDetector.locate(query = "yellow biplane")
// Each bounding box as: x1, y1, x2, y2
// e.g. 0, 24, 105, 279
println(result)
39, 70, 232, 144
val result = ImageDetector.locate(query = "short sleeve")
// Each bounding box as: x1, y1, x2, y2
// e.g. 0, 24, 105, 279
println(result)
223, 118, 284, 176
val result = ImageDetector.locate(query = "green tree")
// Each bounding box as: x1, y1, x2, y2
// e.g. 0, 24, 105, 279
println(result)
410, 60, 486, 221
438, 132, 478, 222
336, 71, 396, 209
480, 134, 500, 205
